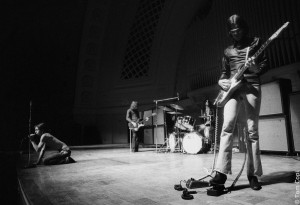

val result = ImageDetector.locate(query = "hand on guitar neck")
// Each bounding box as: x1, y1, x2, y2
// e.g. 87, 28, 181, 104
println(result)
245, 57, 260, 74
218, 79, 231, 91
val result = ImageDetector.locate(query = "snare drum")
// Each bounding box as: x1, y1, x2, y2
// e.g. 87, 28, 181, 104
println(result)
182, 116, 196, 131
182, 132, 203, 154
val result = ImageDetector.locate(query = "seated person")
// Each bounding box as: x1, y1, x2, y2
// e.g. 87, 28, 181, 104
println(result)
28, 123, 75, 165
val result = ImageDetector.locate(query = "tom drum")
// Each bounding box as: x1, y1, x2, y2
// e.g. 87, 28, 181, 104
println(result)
182, 116, 196, 131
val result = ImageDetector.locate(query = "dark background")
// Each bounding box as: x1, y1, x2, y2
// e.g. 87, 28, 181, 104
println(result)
0, 2, 87, 203
1, 1, 88, 151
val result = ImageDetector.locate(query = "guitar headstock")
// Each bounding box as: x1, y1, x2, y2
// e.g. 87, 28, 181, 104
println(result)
270, 22, 289, 40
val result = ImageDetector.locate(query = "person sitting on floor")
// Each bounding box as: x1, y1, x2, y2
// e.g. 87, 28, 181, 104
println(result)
28, 122, 75, 165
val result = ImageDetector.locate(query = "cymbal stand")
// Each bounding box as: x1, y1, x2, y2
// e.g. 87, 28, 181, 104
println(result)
153, 95, 179, 153
24, 101, 36, 168
157, 107, 170, 153
174, 108, 183, 153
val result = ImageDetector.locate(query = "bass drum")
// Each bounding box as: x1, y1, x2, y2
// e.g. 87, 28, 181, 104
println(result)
168, 133, 177, 152
182, 132, 203, 154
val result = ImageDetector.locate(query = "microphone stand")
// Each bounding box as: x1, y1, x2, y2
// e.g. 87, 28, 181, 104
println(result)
24, 101, 35, 168
153, 95, 179, 153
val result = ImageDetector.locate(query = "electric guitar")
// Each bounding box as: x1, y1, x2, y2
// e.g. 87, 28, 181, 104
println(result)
128, 113, 157, 131
214, 22, 289, 107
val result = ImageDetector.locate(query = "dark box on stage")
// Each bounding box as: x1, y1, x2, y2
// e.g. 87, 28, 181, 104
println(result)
290, 92, 300, 152
144, 127, 153, 144
143, 126, 165, 145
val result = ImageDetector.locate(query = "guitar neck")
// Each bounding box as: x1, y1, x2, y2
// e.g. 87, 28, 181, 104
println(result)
139, 114, 156, 123
235, 38, 272, 80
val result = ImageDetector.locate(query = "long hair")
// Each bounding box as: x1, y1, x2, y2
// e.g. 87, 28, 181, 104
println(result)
34, 122, 47, 133
227, 14, 249, 38
130, 101, 138, 110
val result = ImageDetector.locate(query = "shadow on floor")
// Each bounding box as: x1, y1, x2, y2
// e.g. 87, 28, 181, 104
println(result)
232, 171, 296, 191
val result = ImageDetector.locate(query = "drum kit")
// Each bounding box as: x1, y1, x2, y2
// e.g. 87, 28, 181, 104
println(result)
159, 104, 215, 154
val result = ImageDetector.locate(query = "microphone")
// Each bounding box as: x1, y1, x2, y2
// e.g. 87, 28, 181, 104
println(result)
177, 92, 180, 101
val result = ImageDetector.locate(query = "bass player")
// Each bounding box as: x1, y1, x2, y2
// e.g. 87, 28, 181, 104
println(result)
209, 14, 269, 190
126, 101, 149, 152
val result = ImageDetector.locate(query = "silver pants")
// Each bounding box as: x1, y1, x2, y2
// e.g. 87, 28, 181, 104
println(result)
215, 83, 263, 176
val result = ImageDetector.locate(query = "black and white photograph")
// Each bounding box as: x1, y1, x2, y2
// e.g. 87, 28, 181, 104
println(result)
1, 0, 300, 204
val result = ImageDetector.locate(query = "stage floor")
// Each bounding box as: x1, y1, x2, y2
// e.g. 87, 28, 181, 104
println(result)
18, 147, 299, 205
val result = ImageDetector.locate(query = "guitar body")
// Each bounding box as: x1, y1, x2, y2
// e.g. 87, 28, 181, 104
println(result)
215, 78, 242, 107
128, 122, 144, 131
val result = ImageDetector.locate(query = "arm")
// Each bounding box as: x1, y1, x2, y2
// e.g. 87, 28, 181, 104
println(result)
29, 134, 46, 152
218, 54, 231, 91
126, 109, 132, 123
247, 38, 269, 74
35, 144, 46, 165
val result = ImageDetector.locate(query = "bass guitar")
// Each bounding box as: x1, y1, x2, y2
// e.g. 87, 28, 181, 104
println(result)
128, 113, 157, 131
214, 22, 289, 107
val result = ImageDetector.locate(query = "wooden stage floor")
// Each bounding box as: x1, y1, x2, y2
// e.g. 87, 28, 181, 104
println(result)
18, 147, 299, 205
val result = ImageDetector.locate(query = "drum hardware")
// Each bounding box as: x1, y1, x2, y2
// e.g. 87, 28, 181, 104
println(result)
157, 108, 172, 153
158, 106, 172, 112
159, 110, 183, 153
195, 124, 206, 132
153, 94, 179, 152
170, 103, 185, 153
168, 132, 184, 153
168, 111, 182, 115
170, 104, 184, 110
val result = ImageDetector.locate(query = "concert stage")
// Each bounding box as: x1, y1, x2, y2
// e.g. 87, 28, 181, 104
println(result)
18, 146, 298, 205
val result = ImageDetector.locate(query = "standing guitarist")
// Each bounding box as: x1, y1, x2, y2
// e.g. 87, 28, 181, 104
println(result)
126, 101, 149, 152
209, 14, 269, 190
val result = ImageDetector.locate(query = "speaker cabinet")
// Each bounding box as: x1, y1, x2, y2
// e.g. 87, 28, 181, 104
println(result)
258, 79, 293, 154
153, 108, 165, 125
144, 127, 153, 144
259, 116, 289, 152
290, 92, 300, 152
143, 126, 166, 145
260, 79, 291, 116
260, 81, 283, 115
143, 110, 153, 126
154, 126, 165, 144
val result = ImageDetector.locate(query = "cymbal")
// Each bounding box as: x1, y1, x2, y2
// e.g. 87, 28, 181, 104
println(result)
199, 115, 213, 118
168, 111, 182, 115
158, 106, 172, 112
170, 104, 183, 110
